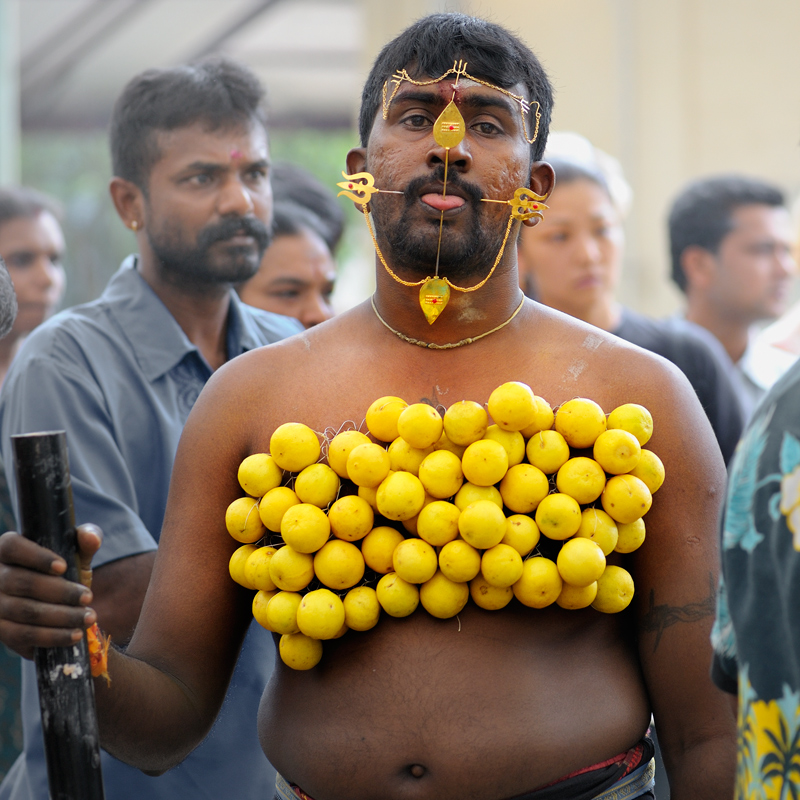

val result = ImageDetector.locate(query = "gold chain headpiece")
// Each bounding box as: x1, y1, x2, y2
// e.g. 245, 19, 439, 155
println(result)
382, 60, 541, 145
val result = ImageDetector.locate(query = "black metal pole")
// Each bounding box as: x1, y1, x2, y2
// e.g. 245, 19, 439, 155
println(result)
12, 431, 105, 800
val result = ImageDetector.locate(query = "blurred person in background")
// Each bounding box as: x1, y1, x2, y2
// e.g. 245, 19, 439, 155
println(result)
0, 188, 65, 779
0, 188, 65, 386
668, 175, 797, 420
517, 133, 744, 465
236, 199, 337, 327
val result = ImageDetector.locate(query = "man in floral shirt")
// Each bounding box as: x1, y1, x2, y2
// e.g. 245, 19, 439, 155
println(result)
712, 357, 800, 798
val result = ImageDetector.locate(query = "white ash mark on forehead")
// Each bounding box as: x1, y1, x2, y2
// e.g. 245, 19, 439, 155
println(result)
583, 333, 603, 351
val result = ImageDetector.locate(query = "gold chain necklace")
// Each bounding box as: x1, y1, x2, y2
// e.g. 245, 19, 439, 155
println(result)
371, 294, 525, 349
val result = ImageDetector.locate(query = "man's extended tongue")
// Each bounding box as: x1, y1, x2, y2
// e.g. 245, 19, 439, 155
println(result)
422, 193, 465, 211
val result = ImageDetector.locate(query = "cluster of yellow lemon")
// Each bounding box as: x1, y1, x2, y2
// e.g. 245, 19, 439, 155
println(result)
225, 382, 664, 670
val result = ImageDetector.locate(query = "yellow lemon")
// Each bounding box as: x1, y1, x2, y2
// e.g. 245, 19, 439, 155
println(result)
258, 486, 301, 533
438, 539, 482, 583
280, 503, 331, 553
343, 586, 381, 631
387, 437, 434, 476
279, 632, 323, 670
270, 422, 321, 472
443, 400, 489, 446
454, 482, 503, 511
328, 494, 374, 542
392, 537, 438, 584
416, 500, 461, 546
361, 525, 405, 573
483, 425, 526, 467
268, 546, 315, 592
592, 565, 635, 613
346, 442, 391, 488
243, 545, 278, 591
556, 581, 597, 610
555, 457, 607, 505
327, 430, 371, 478
229, 544, 258, 588
601, 474, 652, 524
512, 557, 562, 608
366, 396, 408, 442
265, 590, 303, 634
525, 430, 570, 474
400, 492, 435, 535
418, 449, 464, 499
520, 396, 555, 438
593, 429, 642, 475
481, 543, 524, 588
313, 539, 365, 590
556, 537, 606, 587
358, 483, 379, 511
420, 571, 470, 618
294, 463, 340, 508
458, 500, 508, 549
554, 398, 607, 449
296, 588, 346, 640
487, 381, 536, 431
499, 463, 549, 514
376, 471, 426, 521
252, 589, 278, 630
607, 403, 653, 446
238, 453, 283, 498
397, 403, 444, 449
502, 514, 540, 556
628, 449, 665, 494
461, 439, 509, 487
376, 573, 419, 617
615, 518, 646, 553
534, 493, 582, 540
469, 574, 514, 610
433, 431, 467, 459
226, 496, 266, 543
576, 508, 618, 556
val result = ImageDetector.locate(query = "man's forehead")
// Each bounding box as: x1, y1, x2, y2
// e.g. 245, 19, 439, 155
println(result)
153, 121, 269, 164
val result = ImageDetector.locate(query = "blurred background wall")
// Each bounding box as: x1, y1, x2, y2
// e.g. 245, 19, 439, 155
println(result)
1, 0, 799, 315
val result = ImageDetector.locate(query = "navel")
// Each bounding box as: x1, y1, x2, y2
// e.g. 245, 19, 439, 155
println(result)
407, 764, 427, 779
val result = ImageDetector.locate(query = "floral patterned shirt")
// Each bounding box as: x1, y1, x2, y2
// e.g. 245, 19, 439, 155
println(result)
712, 357, 800, 800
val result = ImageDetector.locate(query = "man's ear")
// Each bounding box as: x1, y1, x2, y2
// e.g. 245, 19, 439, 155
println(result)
109, 177, 145, 231
523, 161, 556, 228
343, 147, 371, 212
681, 245, 718, 290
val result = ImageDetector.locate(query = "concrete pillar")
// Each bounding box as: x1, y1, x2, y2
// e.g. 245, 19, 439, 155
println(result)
0, 0, 20, 186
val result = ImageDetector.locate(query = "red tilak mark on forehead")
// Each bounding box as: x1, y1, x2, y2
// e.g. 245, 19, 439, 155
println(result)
230, 149, 243, 160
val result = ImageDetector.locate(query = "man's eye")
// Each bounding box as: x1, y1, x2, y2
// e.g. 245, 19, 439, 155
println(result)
247, 168, 268, 181
402, 114, 431, 129
189, 174, 212, 185
474, 121, 501, 135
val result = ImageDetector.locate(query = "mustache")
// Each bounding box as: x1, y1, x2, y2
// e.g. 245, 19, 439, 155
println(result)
196, 215, 271, 252
391, 166, 485, 207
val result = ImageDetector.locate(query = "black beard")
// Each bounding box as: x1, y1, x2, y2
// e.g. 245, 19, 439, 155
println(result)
370, 168, 504, 283
148, 215, 272, 290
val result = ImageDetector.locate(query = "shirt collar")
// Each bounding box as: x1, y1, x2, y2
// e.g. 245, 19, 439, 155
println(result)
103, 255, 263, 382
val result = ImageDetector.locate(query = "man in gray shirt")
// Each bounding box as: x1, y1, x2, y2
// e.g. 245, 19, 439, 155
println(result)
0, 58, 300, 800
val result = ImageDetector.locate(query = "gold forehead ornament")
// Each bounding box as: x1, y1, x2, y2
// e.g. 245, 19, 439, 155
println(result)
339, 61, 548, 325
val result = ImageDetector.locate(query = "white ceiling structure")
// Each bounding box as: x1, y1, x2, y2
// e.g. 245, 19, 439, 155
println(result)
18, 0, 364, 131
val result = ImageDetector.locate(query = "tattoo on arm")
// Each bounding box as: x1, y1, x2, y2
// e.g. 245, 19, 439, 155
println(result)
642, 573, 716, 652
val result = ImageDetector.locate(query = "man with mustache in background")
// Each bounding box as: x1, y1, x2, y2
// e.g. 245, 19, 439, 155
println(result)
0, 58, 300, 800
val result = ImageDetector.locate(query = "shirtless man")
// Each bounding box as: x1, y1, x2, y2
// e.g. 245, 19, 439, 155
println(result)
0, 14, 735, 800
